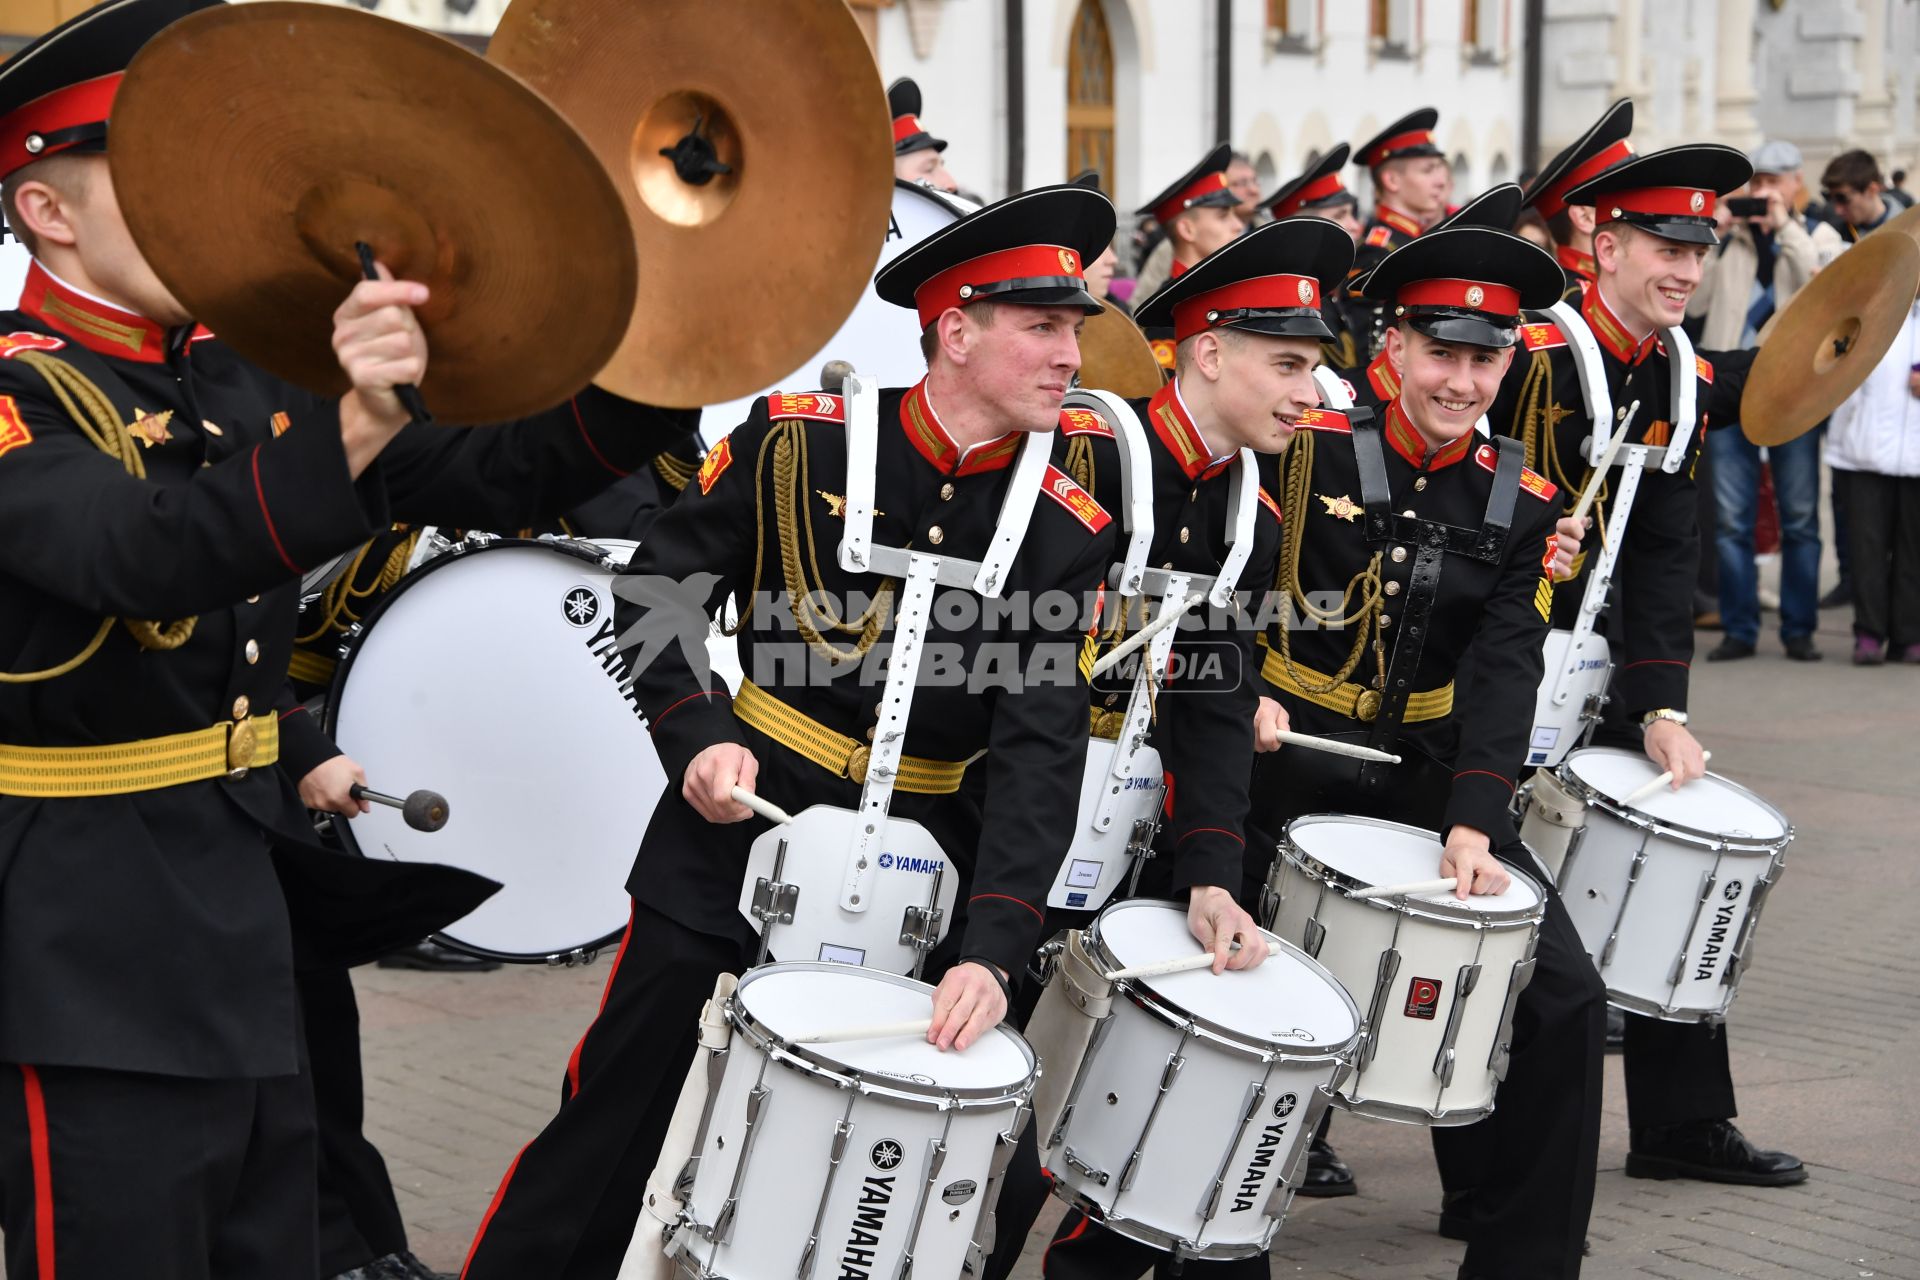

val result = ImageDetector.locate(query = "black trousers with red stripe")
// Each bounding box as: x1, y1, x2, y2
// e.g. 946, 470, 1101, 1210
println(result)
460, 900, 754, 1280
0, 1062, 317, 1280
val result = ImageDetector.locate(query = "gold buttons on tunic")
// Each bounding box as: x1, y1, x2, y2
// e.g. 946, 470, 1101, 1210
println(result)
928, 526, 945, 545
1179, 527, 1191, 544
246, 595, 260, 605
1391, 547, 1408, 564
1385, 581, 1402, 596
1379, 614, 1393, 629
232, 696, 250, 720
940, 483, 955, 501
244, 639, 260, 664
1413, 477, 1428, 492
1401, 509, 1417, 518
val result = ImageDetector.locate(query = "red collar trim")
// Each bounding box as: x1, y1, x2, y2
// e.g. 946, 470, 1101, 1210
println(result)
1582, 284, 1655, 365
1555, 245, 1596, 283
18, 262, 170, 363
1168, 258, 1191, 280
1383, 399, 1475, 471
1375, 205, 1423, 239
900, 380, 1020, 475
1147, 379, 1233, 480
1366, 350, 1400, 404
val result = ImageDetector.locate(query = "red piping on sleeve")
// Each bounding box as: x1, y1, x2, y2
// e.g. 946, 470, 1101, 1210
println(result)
251, 446, 300, 574
1454, 769, 1515, 793
1177, 827, 1244, 847
572, 397, 630, 478
652, 689, 728, 730
969, 892, 1044, 924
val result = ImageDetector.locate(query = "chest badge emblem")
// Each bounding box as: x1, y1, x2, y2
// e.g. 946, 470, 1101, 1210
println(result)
127, 408, 174, 448
1318, 493, 1362, 522
817, 491, 881, 519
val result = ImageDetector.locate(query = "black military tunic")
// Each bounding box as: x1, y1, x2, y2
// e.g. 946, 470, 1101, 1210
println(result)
461, 382, 1119, 1279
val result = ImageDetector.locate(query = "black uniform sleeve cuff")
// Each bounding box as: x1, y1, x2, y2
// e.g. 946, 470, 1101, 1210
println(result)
1167, 830, 1245, 895
962, 893, 1048, 980
1443, 771, 1520, 848
648, 690, 749, 785
571, 388, 704, 478
275, 702, 342, 785
1617, 660, 1691, 719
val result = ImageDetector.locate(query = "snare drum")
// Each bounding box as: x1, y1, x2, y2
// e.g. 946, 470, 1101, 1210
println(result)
670, 963, 1035, 1280
1040, 899, 1360, 1260
1045, 737, 1166, 911
1265, 816, 1544, 1126
327, 537, 736, 963
1549, 747, 1792, 1022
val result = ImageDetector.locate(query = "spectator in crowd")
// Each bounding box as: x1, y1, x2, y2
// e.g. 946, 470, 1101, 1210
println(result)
1826, 292, 1920, 664
1514, 205, 1553, 251
1894, 168, 1909, 195
1227, 149, 1265, 227
1689, 141, 1835, 661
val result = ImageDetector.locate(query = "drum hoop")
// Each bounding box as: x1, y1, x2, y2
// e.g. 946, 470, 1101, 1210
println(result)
1336, 1092, 1492, 1128
1559, 751, 1792, 853
893, 176, 971, 219
729, 962, 1037, 1107
1278, 815, 1546, 926
1087, 903, 1362, 1059
1046, 1180, 1276, 1259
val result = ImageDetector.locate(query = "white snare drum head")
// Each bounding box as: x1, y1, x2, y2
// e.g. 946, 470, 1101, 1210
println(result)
736, 966, 1032, 1091
1289, 816, 1542, 913
1096, 900, 1357, 1050
1565, 748, 1787, 841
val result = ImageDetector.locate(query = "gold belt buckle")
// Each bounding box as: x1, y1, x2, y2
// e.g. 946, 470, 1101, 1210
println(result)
1354, 689, 1383, 723
844, 743, 871, 785
226, 718, 258, 778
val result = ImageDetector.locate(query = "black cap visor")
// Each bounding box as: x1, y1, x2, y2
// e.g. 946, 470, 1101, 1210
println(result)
1608, 212, 1720, 246
972, 281, 1105, 316
1405, 307, 1520, 350
1213, 308, 1335, 342
895, 131, 948, 157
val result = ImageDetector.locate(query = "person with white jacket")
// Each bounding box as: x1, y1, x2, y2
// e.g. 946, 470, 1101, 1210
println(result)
1827, 293, 1920, 663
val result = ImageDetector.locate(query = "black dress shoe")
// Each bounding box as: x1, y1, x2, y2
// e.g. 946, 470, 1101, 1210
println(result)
377, 939, 502, 972
1784, 635, 1823, 661
1706, 638, 1756, 662
1438, 1188, 1472, 1240
1294, 1135, 1357, 1197
1627, 1120, 1808, 1186
1605, 1005, 1626, 1051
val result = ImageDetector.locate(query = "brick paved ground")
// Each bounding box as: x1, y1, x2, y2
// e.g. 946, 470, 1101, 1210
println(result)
350, 600, 1917, 1279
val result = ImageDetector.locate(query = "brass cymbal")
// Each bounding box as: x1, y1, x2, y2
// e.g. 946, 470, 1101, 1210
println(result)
490, 0, 895, 410
109, 3, 634, 424
1078, 302, 1167, 398
1741, 230, 1919, 447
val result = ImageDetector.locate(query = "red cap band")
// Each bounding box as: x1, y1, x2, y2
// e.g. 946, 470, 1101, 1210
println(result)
1536, 138, 1637, 217
1274, 172, 1349, 218
892, 114, 925, 145
1171, 274, 1321, 343
1363, 129, 1436, 167
915, 243, 1085, 327
0, 73, 121, 183
1598, 186, 1717, 222
1397, 277, 1520, 316
1153, 170, 1232, 225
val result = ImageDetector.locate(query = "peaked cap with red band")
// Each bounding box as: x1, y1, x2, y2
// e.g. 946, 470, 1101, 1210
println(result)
1362, 225, 1566, 349
1134, 217, 1353, 345
1562, 143, 1752, 247
1355, 107, 1444, 170
0, 0, 223, 186
874, 182, 1115, 328
1262, 142, 1357, 219
887, 77, 947, 157
1429, 182, 1524, 235
1524, 98, 1635, 219
1137, 142, 1240, 226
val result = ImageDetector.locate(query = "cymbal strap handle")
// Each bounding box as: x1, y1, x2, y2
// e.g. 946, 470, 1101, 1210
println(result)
354, 241, 434, 427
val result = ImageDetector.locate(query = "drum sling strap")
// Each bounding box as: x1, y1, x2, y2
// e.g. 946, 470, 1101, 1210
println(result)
1351, 422, 1522, 788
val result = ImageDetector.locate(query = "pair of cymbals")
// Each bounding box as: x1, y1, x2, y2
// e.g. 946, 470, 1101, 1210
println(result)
111, 0, 892, 419
1741, 210, 1920, 447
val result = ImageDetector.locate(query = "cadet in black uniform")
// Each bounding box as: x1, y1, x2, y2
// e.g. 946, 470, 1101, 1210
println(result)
1485, 147, 1807, 1193
1344, 109, 1450, 369
1523, 98, 1636, 301
889, 76, 958, 194
1033, 219, 1367, 1280
1261, 144, 1366, 376
1242, 227, 1605, 1280
0, 5, 694, 1277
460, 185, 1125, 1280
1135, 145, 1246, 371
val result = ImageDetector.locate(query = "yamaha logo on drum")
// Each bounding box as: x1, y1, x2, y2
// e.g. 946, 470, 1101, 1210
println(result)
1272, 1092, 1297, 1119
1229, 1094, 1300, 1212
562, 586, 600, 628
837, 1156, 899, 1280
869, 1140, 904, 1171
876, 852, 946, 876
1724, 879, 1743, 902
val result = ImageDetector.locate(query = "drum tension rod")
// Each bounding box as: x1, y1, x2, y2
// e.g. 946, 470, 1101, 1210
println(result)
659, 113, 733, 185
353, 242, 434, 427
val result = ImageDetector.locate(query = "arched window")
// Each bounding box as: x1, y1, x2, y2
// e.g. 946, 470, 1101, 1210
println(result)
1067, 0, 1116, 191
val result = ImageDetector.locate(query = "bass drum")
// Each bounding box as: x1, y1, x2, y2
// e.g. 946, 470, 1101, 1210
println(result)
697, 180, 966, 446
326, 537, 739, 963
0, 237, 30, 309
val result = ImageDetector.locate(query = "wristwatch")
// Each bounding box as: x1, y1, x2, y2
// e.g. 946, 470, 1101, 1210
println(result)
1639, 707, 1689, 730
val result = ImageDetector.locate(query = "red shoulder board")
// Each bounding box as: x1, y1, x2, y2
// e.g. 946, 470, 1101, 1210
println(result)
1294, 407, 1351, 433
1475, 442, 1560, 501
1694, 355, 1714, 385
1042, 465, 1112, 534
0, 331, 66, 360
186, 325, 218, 346
1520, 323, 1566, 352
0, 395, 33, 459
697, 435, 734, 495
766, 391, 845, 422
1257, 486, 1283, 522
1059, 406, 1113, 438
1365, 225, 1393, 248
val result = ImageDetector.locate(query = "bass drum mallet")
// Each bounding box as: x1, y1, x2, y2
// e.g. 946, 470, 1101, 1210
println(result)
351, 783, 451, 833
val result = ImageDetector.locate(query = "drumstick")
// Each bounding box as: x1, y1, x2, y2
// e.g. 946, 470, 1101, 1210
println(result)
1275, 731, 1402, 764
353, 242, 433, 427
1088, 592, 1204, 679
1620, 750, 1713, 807
1105, 942, 1242, 981
1570, 409, 1638, 525
349, 784, 449, 833
729, 786, 796, 827
794, 1019, 933, 1045
1349, 876, 1458, 901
